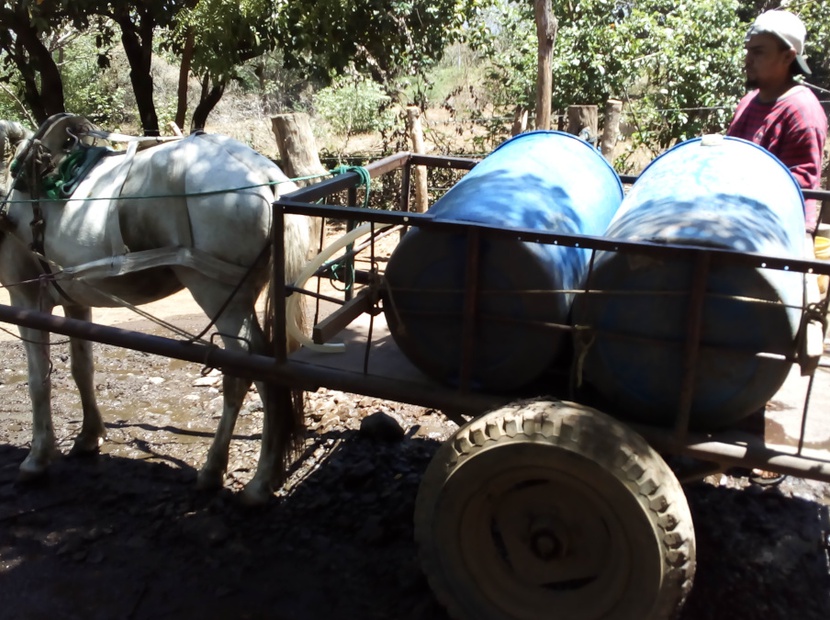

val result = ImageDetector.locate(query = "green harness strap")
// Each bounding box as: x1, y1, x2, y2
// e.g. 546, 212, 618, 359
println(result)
42, 146, 111, 200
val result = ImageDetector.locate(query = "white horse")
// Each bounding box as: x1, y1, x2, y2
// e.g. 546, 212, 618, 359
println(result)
0, 114, 314, 504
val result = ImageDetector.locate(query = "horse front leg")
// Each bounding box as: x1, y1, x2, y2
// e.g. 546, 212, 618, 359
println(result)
64, 306, 106, 455
196, 373, 249, 491
17, 325, 59, 482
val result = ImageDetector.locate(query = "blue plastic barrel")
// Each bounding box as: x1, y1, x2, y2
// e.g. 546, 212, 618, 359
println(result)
572, 135, 806, 429
384, 130, 623, 390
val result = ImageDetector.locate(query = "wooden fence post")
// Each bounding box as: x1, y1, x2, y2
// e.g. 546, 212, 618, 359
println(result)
270, 113, 328, 187
406, 106, 429, 213
600, 98, 623, 160
271, 112, 326, 254
512, 107, 529, 136
567, 105, 598, 144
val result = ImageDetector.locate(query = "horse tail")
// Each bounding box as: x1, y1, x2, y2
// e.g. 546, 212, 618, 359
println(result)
262, 210, 314, 478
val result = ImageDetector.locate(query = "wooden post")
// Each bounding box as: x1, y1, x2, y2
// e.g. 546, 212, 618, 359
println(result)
534, 0, 557, 130
406, 106, 429, 213
567, 105, 599, 143
600, 98, 623, 160
271, 112, 325, 256
511, 107, 528, 136
270, 113, 328, 187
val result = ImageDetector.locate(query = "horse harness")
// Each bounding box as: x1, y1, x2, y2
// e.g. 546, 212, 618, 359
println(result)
1, 115, 260, 316
1, 115, 124, 304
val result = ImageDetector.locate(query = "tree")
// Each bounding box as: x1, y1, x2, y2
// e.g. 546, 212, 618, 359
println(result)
276, 0, 485, 87
0, 0, 486, 134
475, 1, 753, 152
0, 2, 70, 121
164, 0, 279, 131
0, 1, 175, 134
534, 0, 557, 130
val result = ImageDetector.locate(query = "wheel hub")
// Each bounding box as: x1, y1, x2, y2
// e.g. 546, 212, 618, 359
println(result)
528, 515, 566, 561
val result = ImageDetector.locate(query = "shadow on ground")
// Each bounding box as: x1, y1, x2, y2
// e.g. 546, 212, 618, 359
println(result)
1, 428, 829, 620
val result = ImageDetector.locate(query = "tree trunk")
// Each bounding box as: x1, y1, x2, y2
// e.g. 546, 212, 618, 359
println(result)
406, 106, 429, 213
5, 10, 65, 122
175, 30, 195, 131
192, 78, 225, 132
534, 0, 557, 130
270, 113, 328, 186
116, 12, 160, 136
600, 99, 623, 160
567, 105, 598, 144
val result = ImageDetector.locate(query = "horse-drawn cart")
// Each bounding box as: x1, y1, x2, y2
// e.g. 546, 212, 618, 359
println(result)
271, 145, 830, 620
2, 121, 829, 619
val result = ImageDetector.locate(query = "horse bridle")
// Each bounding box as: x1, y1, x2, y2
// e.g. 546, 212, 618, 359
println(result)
2, 114, 84, 304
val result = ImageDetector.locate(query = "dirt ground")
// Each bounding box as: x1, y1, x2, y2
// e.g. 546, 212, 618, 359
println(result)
0, 216, 830, 619
0, 289, 828, 620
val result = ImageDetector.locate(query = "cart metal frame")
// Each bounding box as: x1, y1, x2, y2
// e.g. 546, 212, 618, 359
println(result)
0, 150, 828, 484
273, 151, 830, 484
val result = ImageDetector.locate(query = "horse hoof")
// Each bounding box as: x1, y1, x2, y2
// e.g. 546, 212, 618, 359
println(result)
69, 435, 103, 456
196, 467, 224, 492
17, 464, 49, 486
239, 481, 273, 507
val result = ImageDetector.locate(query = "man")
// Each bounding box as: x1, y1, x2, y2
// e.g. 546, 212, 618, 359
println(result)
727, 9, 827, 234
727, 10, 827, 485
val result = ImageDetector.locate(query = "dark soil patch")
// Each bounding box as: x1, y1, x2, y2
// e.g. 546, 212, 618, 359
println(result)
0, 319, 829, 619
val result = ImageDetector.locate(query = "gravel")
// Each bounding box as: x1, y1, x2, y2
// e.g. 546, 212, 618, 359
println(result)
0, 320, 829, 619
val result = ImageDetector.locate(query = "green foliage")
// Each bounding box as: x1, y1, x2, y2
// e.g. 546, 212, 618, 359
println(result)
276, 0, 488, 85
60, 33, 127, 124
620, 0, 745, 149
473, 0, 748, 155
0, 63, 29, 124
313, 73, 395, 136
167, 0, 279, 84
235, 49, 318, 115
795, 1, 830, 91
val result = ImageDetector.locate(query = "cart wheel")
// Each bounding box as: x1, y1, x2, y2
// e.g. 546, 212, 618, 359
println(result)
415, 399, 695, 620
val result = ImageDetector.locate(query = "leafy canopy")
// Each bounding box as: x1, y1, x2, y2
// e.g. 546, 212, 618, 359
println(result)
473, 0, 829, 157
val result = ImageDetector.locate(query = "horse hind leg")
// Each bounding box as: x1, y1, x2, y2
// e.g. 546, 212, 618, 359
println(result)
64, 306, 106, 455
187, 288, 255, 491
239, 379, 304, 505
196, 371, 251, 492
198, 317, 299, 506
175, 270, 292, 503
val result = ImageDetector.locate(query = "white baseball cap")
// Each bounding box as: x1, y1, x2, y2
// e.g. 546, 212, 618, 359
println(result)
746, 10, 811, 75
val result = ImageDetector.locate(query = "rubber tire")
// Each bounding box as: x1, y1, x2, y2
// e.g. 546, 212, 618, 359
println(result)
415, 398, 695, 620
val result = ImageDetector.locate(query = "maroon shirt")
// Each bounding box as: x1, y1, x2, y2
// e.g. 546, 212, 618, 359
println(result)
727, 85, 827, 232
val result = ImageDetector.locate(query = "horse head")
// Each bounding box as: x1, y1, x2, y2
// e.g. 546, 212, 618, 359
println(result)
8, 113, 107, 197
